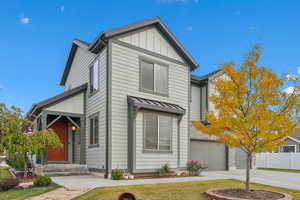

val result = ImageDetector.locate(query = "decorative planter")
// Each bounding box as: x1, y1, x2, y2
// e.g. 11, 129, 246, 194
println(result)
205, 188, 292, 200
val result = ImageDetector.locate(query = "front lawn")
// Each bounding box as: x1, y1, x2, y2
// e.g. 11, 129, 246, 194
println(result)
257, 167, 300, 173
0, 185, 60, 200
75, 179, 300, 200
0, 167, 12, 182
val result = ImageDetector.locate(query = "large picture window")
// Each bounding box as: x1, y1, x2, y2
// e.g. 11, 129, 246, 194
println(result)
89, 60, 99, 94
89, 114, 99, 146
140, 59, 168, 96
144, 112, 172, 152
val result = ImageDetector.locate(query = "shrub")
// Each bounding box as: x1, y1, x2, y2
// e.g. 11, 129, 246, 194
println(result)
186, 160, 208, 176
0, 178, 20, 191
5, 154, 25, 171
111, 169, 124, 180
33, 176, 52, 187
157, 163, 171, 176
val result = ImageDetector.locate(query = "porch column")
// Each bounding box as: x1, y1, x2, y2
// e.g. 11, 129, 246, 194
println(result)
80, 116, 86, 164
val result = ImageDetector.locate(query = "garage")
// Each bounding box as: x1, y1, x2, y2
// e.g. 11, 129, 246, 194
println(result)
190, 139, 227, 171
235, 148, 247, 169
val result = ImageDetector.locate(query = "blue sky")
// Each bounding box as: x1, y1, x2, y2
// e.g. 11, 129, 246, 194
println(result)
0, 0, 299, 112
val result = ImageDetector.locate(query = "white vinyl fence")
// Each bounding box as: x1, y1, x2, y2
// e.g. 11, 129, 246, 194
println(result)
256, 153, 300, 170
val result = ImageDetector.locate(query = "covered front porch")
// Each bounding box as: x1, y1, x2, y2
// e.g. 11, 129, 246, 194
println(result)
28, 84, 87, 166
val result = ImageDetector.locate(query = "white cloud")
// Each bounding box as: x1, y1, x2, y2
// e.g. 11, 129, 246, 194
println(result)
283, 86, 295, 94
20, 16, 30, 24
59, 6, 65, 12
298, 67, 300, 75
187, 26, 193, 31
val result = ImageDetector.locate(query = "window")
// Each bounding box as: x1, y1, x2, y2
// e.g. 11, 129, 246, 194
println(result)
89, 114, 99, 146
200, 84, 208, 120
89, 60, 99, 94
279, 145, 296, 153
144, 113, 172, 152
140, 59, 168, 95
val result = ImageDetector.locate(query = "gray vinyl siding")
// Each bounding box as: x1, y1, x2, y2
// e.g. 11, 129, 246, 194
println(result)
85, 48, 107, 169
64, 47, 95, 90
63, 46, 107, 169
190, 84, 201, 121
110, 41, 189, 170
135, 112, 178, 170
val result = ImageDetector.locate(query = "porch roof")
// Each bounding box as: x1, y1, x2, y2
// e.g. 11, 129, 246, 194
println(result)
127, 95, 185, 115
27, 83, 87, 119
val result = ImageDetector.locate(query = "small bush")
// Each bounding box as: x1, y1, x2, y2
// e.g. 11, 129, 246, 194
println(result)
157, 163, 171, 176
186, 160, 208, 176
33, 176, 52, 187
5, 154, 25, 171
111, 168, 124, 180
0, 178, 20, 191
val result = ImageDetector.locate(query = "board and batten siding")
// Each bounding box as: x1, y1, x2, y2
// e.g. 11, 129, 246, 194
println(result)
85, 48, 107, 170
110, 41, 189, 170
45, 93, 84, 114
117, 26, 184, 63
135, 112, 178, 170
63, 46, 107, 170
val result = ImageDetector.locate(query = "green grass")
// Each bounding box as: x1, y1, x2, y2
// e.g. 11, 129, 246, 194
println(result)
0, 185, 60, 200
0, 167, 12, 182
258, 167, 300, 173
75, 179, 300, 200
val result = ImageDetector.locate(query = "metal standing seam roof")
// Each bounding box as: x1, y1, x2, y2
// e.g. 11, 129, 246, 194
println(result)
127, 95, 185, 115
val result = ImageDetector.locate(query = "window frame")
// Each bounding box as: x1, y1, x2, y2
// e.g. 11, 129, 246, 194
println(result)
88, 112, 99, 148
279, 145, 296, 153
143, 111, 173, 153
89, 59, 99, 96
139, 56, 169, 97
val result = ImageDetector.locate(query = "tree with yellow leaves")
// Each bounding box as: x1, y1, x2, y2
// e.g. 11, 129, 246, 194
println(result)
193, 45, 299, 192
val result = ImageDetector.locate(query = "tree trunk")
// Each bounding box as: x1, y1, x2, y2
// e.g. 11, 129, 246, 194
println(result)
245, 152, 252, 192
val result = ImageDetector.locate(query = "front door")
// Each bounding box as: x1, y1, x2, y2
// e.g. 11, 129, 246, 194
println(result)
47, 122, 67, 161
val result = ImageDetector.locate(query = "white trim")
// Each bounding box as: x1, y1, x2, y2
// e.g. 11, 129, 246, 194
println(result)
288, 136, 300, 144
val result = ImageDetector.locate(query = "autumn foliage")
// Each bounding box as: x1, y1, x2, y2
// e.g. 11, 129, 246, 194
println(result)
192, 45, 299, 191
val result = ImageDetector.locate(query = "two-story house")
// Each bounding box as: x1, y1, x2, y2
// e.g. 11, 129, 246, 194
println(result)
27, 17, 245, 177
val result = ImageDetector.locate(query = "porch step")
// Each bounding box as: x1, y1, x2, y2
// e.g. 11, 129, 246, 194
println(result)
35, 164, 89, 177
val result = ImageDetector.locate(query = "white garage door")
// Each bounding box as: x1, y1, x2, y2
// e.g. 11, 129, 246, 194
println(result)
190, 140, 227, 171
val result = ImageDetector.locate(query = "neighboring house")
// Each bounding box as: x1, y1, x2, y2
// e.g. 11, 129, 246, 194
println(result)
27, 17, 245, 177
276, 129, 300, 153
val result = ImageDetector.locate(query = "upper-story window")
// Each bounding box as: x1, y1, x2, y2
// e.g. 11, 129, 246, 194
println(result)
89, 60, 99, 94
140, 58, 169, 96
200, 84, 208, 121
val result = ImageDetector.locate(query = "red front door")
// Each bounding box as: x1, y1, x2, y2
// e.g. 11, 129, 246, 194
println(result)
47, 122, 67, 161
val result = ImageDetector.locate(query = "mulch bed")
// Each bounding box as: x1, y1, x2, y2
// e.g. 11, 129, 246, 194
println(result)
206, 188, 292, 200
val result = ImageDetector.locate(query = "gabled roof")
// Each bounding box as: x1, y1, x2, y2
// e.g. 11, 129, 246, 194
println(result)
289, 129, 300, 143
191, 69, 222, 85
60, 17, 199, 86
27, 83, 87, 118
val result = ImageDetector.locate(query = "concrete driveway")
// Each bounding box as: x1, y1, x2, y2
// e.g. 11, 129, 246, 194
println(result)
204, 169, 300, 191
52, 169, 300, 191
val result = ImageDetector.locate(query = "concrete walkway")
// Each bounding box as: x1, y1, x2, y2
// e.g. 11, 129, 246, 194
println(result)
52, 174, 230, 190
26, 188, 87, 200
